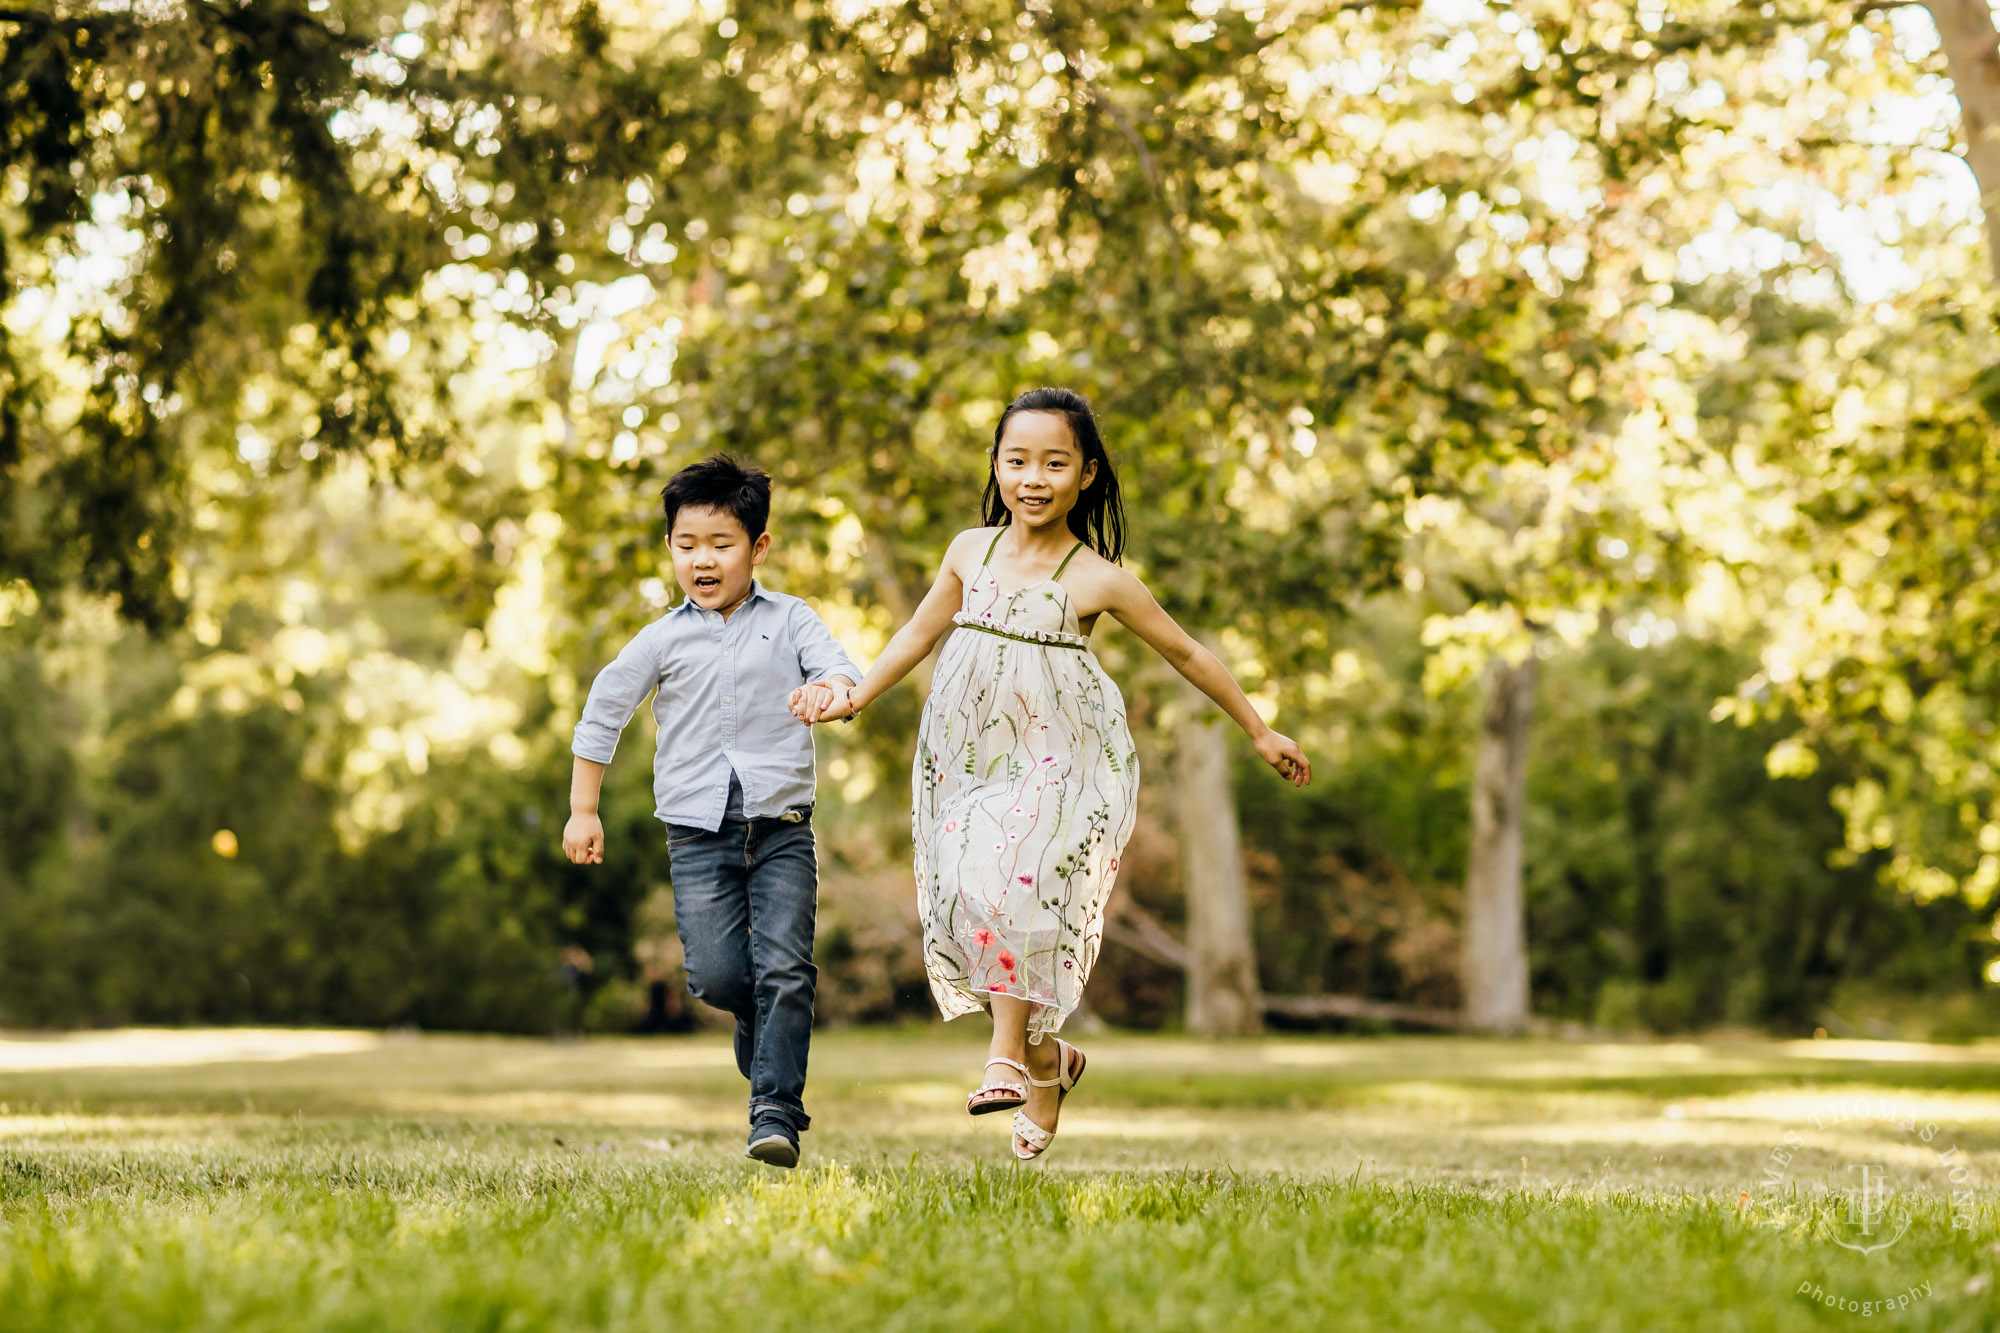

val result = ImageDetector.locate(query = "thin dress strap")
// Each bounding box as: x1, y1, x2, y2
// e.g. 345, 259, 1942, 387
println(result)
981, 526, 1007, 569
1050, 539, 1085, 582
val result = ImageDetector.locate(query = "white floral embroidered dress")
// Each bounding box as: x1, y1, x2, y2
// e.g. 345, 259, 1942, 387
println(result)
912, 528, 1140, 1040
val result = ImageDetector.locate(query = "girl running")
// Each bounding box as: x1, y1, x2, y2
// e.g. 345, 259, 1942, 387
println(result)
793, 387, 1310, 1159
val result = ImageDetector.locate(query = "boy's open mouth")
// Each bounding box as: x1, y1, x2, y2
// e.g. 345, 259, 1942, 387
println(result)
693, 575, 722, 593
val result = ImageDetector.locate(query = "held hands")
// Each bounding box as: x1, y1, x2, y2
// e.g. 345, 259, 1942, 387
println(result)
1255, 729, 1313, 788
788, 680, 859, 725
562, 811, 605, 864
786, 682, 831, 722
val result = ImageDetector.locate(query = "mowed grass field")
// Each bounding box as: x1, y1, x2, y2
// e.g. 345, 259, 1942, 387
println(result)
4, 1026, 2000, 1330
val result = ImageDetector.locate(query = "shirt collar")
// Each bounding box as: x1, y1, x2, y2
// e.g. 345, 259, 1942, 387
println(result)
670, 577, 768, 617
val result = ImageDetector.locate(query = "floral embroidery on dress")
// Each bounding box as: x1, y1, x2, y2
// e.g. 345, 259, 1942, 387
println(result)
911, 531, 1140, 1040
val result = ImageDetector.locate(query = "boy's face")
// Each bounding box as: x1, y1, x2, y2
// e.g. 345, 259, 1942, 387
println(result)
669, 505, 770, 614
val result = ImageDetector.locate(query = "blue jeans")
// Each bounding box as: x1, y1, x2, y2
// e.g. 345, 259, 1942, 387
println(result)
665, 813, 819, 1134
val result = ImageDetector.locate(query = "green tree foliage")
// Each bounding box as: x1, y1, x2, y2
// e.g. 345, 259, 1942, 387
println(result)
4, 0, 1999, 1035
1234, 619, 1996, 1037
0, 643, 72, 892
1, 0, 437, 622
0, 675, 677, 1029
1746, 312, 2000, 910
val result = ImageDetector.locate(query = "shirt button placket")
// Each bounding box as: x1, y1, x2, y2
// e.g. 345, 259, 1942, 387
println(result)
722, 613, 737, 814
714, 612, 730, 818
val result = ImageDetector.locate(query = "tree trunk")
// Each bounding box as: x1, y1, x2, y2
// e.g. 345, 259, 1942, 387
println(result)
1173, 638, 1262, 1037
1462, 653, 1536, 1032
1925, 0, 2000, 283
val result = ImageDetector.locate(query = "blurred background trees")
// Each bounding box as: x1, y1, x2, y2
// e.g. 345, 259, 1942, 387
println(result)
2, 0, 1998, 1039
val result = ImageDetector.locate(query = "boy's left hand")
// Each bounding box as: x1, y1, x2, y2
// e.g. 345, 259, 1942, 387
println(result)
562, 811, 605, 863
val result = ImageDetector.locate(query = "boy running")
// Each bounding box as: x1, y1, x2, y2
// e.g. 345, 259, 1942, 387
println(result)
563, 454, 857, 1168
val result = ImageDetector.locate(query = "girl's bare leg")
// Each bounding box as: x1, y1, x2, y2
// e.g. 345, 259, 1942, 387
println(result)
987, 992, 1032, 1070
988, 995, 1062, 1147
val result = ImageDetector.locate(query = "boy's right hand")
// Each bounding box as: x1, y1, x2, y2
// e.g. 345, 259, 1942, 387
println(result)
562, 812, 605, 864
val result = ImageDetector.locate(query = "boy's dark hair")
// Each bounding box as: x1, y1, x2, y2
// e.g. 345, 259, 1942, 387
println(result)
982, 387, 1126, 562
661, 453, 772, 539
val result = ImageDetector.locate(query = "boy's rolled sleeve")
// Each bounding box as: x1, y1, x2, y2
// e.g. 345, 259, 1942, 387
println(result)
792, 601, 860, 686
571, 625, 663, 764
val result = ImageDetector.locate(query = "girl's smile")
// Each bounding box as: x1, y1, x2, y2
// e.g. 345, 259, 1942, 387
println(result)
996, 410, 1095, 530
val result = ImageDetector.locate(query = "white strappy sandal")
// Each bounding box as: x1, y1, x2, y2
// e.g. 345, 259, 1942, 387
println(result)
1011, 1039, 1087, 1160
966, 1056, 1029, 1116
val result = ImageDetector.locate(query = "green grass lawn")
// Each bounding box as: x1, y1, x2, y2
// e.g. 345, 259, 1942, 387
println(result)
3, 1024, 1999, 1329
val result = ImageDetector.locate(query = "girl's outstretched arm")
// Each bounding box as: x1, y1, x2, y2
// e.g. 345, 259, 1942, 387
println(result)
1102, 569, 1312, 787
792, 531, 979, 723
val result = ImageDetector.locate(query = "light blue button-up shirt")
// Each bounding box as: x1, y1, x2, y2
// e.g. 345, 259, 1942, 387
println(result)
570, 580, 860, 831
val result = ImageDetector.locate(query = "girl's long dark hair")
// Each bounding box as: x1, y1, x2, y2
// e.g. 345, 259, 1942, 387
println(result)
981, 387, 1126, 562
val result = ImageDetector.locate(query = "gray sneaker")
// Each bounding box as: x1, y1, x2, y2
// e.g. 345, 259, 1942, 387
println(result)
745, 1124, 799, 1169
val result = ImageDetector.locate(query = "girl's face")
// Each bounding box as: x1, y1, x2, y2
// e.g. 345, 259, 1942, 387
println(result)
994, 411, 1096, 532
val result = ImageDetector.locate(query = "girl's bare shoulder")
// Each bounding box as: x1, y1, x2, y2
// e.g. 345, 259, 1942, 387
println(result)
940, 527, 1002, 579
1062, 546, 1148, 601
950, 526, 1005, 555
